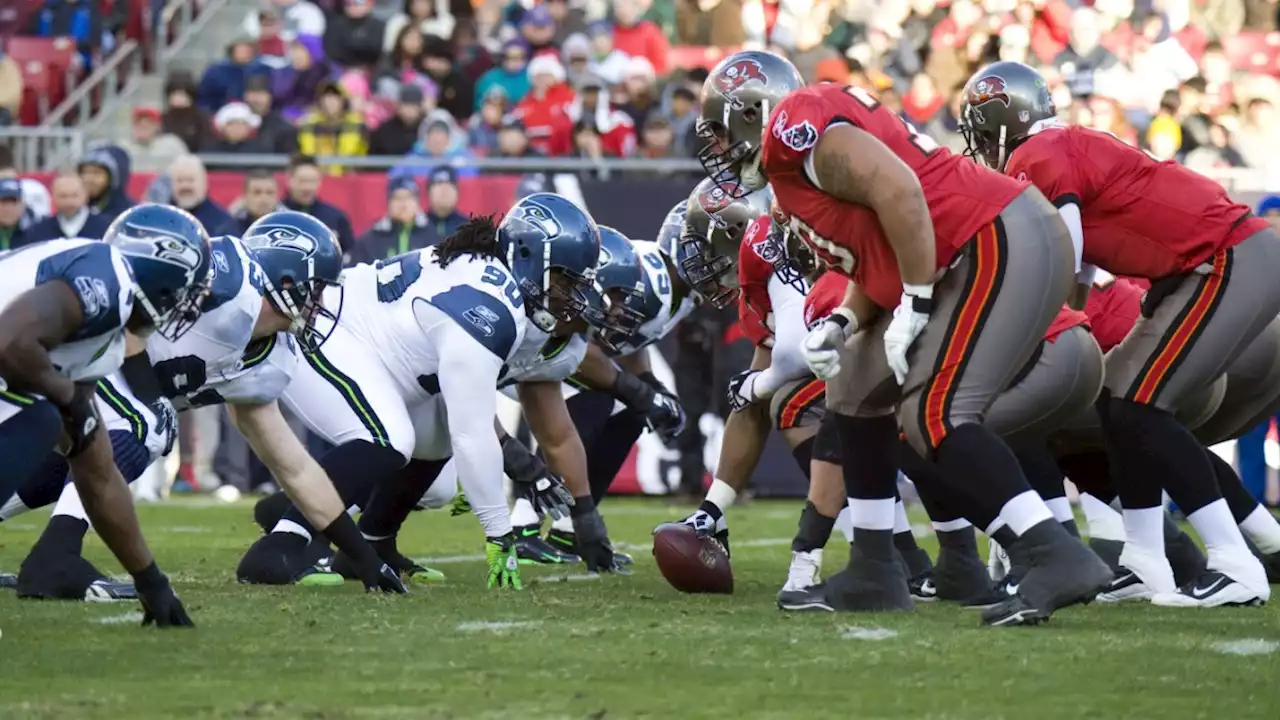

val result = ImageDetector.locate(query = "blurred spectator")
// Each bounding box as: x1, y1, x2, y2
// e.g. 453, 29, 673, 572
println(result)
1128, 11, 1197, 114
205, 102, 272, 168
467, 86, 510, 151
168, 155, 234, 236
1196, 0, 1246, 38
421, 35, 473, 120
562, 33, 592, 88
1086, 96, 1138, 146
902, 73, 946, 128
1146, 109, 1183, 161
228, 170, 284, 236
297, 81, 370, 174
611, 0, 671, 76
371, 85, 427, 155
1197, 41, 1236, 111
283, 154, 355, 250
451, 18, 495, 84
1183, 122, 1246, 171
514, 55, 576, 156
27, 173, 111, 242
572, 121, 608, 180
378, 25, 435, 97
198, 39, 272, 113
324, 0, 387, 68
519, 5, 558, 55
1178, 76, 1214, 154
255, 6, 290, 66
568, 74, 636, 157
337, 69, 391, 128
0, 179, 33, 250
393, 111, 478, 177
997, 22, 1032, 65
27, 0, 103, 66
244, 74, 300, 154
548, 0, 589, 43
619, 57, 660, 132
383, 0, 455, 53
0, 49, 20, 127
677, 0, 746, 47
1242, 0, 1274, 31
273, 35, 334, 123
163, 72, 212, 153
495, 117, 539, 158
0, 147, 52, 225
1235, 98, 1280, 170
665, 86, 699, 157
424, 167, 467, 242
348, 175, 436, 264
587, 22, 629, 86
78, 145, 134, 223
120, 107, 189, 173
1054, 7, 1126, 100
637, 114, 678, 160
474, 39, 531, 110
244, 0, 327, 43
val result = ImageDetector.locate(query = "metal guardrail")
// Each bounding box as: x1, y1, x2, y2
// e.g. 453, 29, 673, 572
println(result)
0, 127, 85, 171
195, 153, 707, 174
40, 39, 141, 129
157, 0, 228, 83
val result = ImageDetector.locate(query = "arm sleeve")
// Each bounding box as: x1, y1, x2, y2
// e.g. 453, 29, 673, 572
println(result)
737, 217, 777, 349
436, 321, 506, 533
754, 292, 811, 396
1057, 201, 1085, 274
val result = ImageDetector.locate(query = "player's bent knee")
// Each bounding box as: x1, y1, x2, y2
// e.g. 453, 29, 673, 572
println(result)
812, 412, 843, 464
419, 459, 458, 509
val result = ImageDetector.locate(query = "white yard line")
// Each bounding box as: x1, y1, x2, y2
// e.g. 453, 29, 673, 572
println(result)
1210, 639, 1279, 656
840, 626, 899, 641
93, 612, 144, 625
456, 620, 540, 633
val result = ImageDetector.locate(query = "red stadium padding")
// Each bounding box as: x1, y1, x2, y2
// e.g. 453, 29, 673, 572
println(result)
1224, 32, 1280, 76
6, 36, 79, 124
26, 171, 524, 232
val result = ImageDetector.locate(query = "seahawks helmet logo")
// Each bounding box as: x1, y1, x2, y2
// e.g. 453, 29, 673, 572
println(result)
254, 226, 319, 257
508, 200, 564, 241
116, 222, 203, 272
598, 246, 614, 268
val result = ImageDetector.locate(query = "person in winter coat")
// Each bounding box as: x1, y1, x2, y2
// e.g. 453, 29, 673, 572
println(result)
244, 74, 299, 154
204, 102, 272, 170
26, 173, 112, 242
512, 55, 576, 157
76, 144, 134, 224
390, 111, 476, 177
272, 34, 334, 123
586, 22, 629, 87
370, 85, 426, 156
282, 153, 356, 251
227, 169, 285, 237
119, 106, 189, 174
466, 85, 508, 152
323, 0, 387, 68
420, 35, 473, 122
347, 175, 438, 264
474, 39, 531, 111
167, 154, 234, 236
422, 166, 467, 244
566, 73, 635, 158
163, 71, 212, 153
382, 0, 455, 54
197, 38, 272, 112
547, 0, 589, 44
297, 81, 370, 174
0, 179, 34, 250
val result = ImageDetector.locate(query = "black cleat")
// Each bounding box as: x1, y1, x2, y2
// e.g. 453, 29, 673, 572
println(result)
934, 544, 1002, 607
0, 573, 15, 590
777, 583, 837, 611
547, 528, 633, 566
514, 525, 579, 564
786, 544, 914, 613
237, 533, 309, 585
84, 579, 138, 602
981, 594, 1051, 627
995, 521, 1112, 623
17, 554, 113, 601
1259, 550, 1280, 585
909, 570, 937, 602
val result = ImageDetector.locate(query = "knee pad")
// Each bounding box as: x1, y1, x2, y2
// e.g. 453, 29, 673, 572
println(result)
813, 412, 844, 464
791, 436, 815, 479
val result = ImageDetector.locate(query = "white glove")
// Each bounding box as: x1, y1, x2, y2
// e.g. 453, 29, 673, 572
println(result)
884, 283, 934, 385
802, 308, 858, 381
726, 370, 763, 412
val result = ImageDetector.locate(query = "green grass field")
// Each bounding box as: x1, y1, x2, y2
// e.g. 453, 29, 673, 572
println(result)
1, 498, 1278, 719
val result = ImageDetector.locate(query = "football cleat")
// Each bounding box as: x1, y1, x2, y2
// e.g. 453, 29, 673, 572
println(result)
84, 579, 138, 602
1259, 550, 1280, 585
981, 595, 1050, 627
777, 583, 836, 612
934, 545, 1002, 607
514, 525, 579, 565
547, 528, 633, 566
782, 549, 824, 593
0, 573, 15, 590
981, 522, 1112, 626
1151, 570, 1268, 608
909, 571, 937, 602
783, 544, 914, 613
295, 565, 345, 587
1096, 569, 1155, 603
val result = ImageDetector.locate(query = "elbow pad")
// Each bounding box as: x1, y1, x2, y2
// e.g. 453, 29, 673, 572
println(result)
501, 434, 547, 485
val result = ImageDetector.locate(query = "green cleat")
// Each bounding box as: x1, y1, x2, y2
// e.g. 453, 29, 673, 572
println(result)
296, 566, 345, 587
407, 566, 447, 584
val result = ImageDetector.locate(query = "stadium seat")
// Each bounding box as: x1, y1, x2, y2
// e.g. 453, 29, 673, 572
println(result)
669, 45, 737, 72
1223, 32, 1280, 76
0, 0, 44, 41
6, 37, 79, 124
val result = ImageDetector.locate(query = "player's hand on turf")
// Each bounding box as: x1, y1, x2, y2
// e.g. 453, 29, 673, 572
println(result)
60, 385, 101, 458
519, 473, 574, 522
726, 370, 763, 412
366, 563, 409, 594
803, 308, 858, 380
485, 534, 523, 589
133, 563, 194, 629
883, 285, 933, 385
573, 507, 619, 573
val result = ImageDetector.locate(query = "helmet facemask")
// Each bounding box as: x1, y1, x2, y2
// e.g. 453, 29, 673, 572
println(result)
960, 105, 1010, 172
524, 266, 595, 333
695, 115, 766, 200
265, 273, 343, 353
584, 283, 647, 353
140, 267, 211, 342
677, 228, 738, 309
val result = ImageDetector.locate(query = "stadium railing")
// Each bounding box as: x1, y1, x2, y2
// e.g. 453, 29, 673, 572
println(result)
194, 153, 706, 176
0, 126, 86, 172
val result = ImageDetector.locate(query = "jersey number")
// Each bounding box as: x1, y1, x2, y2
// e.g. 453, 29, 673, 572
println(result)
376, 252, 425, 303
789, 218, 857, 275
843, 86, 939, 157
480, 265, 524, 308
153, 355, 208, 398
643, 253, 671, 295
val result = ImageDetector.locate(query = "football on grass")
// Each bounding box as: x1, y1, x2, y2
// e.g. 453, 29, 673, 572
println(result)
652, 523, 733, 594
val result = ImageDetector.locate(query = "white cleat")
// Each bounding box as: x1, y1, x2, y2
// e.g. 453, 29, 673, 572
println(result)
782, 549, 823, 592
1151, 570, 1268, 608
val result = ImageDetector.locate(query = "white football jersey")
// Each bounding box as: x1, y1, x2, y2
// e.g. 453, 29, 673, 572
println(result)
0, 239, 134, 382
498, 323, 589, 399
609, 240, 697, 356
146, 236, 294, 410
334, 248, 529, 403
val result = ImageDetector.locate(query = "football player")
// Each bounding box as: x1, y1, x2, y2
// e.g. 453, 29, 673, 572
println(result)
238, 194, 602, 590
961, 60, 1279, 607
697, 50, 1110, 624
0, 203, 213, 627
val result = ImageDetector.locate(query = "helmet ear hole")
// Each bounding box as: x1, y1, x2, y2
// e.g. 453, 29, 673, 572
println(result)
518, 244, 531, 259
743, 103, 760, 123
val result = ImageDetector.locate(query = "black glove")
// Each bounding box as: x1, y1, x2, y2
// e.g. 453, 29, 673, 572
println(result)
60, 384, 101, 458
612, 371, 686, 442
570, 496, 622, 574
502, 435, 574, 521
133, 562, 195, 629
367, 563, 409, 594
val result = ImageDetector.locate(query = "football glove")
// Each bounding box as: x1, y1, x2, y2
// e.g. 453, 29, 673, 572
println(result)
726, 370, 764, 413
802, 308, 858, 381
485, 533, 523, 589
366, 563, 409, 594
612, 370, 686, 442
60, 384, 101, 458
884, 284, 933, 385
502, 435, 574, 521
449, 491, 472, 517
133, 563, 194, 629
572, 497, 623, 574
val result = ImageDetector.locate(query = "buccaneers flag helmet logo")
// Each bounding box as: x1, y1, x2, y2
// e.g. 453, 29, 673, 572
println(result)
712, 59, 768, 104
969, 76, 1011, 109
698, 183, 741, 215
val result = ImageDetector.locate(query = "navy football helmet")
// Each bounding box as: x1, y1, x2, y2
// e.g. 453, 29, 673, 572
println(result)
498, 193, 601, 332
583, 226, 648, 352
242, 211, 344, 352
103, 203, 213, 341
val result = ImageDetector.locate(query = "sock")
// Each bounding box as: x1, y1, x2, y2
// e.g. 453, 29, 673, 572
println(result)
852, 526, 894, 563
1016, 443, 1068, 502
834, 506, 853, 542
837, 415, 899, 562
933, 518, 972, 532
936, 524, 978, 555
360, 458, 447, 540
1240, 505, 1280, 554
1186, 498, 1249, 554
893, 528, 931, 577
0, 493, 30, 521
893, 499, 911, 534
510, 497, 540, 528
991, 524, 1018, 551
551, 513, 575, 534
791, 501, 835, 553
51, 482, 89, 521
703, 478, 738, 517
1105, 397, 1221, 515
1207, 450, 1265, 524
898, 439, 986, 527
279, 440, 402, 536
935, 423, 1043, 531
1080, 492, 1125, 541
254, 491, 292, 531
1121, 506, 1165, 556
1044, 497, 1074, 524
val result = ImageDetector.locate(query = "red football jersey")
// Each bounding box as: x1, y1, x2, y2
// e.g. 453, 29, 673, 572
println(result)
738, 214, 814, 348
802, 271, 849, 328
1006, 124, 1268, 279
1084, 274, 1143, 353
1044, 306, 1089, 342
760, 83, 1027, 309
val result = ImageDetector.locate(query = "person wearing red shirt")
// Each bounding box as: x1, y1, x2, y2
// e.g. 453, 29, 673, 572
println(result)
609, 0, 670, 76
565, 74, 636, 158
693, 51, 1110, 626
961, 60, 1280, 609
511, 55, 576, 156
